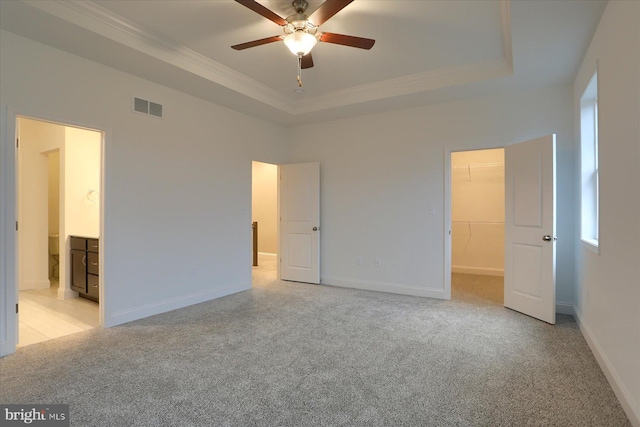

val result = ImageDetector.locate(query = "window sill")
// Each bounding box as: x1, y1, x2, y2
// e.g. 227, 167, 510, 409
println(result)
581, 238, 600, 255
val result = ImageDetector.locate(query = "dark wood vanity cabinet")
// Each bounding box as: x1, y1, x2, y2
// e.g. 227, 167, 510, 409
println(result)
70, 236, 99, 303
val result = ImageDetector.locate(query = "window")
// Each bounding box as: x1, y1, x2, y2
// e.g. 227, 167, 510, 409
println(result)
580, 71, 599, 252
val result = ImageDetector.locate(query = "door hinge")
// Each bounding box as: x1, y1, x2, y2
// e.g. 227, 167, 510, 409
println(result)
16, 138, 19, 148
16, 303, 19, 314
16, 221, 18, 231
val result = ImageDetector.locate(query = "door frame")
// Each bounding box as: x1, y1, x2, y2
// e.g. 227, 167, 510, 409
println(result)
0, 106, 108, 356
443, 144, 505, 300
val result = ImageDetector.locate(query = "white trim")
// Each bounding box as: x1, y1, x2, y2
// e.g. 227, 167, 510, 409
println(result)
443, 145, 506, 302
574, 308, 640, 427
257, 252, 277, 257
451, 266, 504, 276
0, 105, 18, 357
555, 302, 575, 316
294, 57, 513, 114
57, 287, 78, 300
24, 0, 291, 113
0, 108, 108, 357
106, 282, 251, 327
321, 276, 447, 300
23, 0, 513, 116
443, 148, 453, 300
20, 280, 50, 290
581, 238, 600, 254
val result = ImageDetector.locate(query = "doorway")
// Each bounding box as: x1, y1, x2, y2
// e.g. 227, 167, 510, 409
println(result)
448, 148, 505, 305
251, 161, 279, 284
16, 116, 102, 347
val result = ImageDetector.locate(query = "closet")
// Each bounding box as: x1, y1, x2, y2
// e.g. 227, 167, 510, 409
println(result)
451, 148, 505, 276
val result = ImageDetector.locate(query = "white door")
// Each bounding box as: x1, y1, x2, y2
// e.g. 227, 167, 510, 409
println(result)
279, 162, 320, 284
504, 135, 556, 324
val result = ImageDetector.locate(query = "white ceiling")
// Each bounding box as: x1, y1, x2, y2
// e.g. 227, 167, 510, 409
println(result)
0, 0, 607, 126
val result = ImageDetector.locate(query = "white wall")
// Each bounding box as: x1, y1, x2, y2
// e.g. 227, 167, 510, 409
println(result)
451, 149, 504, 276
286, 84, 575, 304
1, 31, 288, 332
573, 1, 640, 424
63, 126, 100, 239
18, 118, 65, 290
252, 161, 278, 254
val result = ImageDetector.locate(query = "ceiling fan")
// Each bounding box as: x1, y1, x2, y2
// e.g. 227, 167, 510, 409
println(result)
232, 0, 375, 87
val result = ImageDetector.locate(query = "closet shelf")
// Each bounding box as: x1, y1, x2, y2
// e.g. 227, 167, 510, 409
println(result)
452, 220, 504, 224
452, 162, 503, 169
452, 162, 504, 181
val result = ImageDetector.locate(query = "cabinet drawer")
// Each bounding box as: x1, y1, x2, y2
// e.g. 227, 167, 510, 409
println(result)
87, 252, 99, 275
70, 237, 87, 250
87, 274, 99, 301
87, 239, 99, 253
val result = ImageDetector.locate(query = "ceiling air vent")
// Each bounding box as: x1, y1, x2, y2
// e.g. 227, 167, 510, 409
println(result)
133, 97, 163, 118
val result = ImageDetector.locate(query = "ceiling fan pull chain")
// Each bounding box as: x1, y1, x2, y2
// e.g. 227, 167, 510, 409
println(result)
297, 54, 303, 87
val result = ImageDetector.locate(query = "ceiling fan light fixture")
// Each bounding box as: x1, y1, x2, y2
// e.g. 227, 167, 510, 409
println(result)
284, 31, 317, 56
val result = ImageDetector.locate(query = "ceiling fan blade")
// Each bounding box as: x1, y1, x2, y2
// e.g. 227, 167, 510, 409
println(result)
301, 53, 314, 69
308, 0, 354, 26
235, 0, 287, 26
231, 36, 282, 50
319, 32, 375, 49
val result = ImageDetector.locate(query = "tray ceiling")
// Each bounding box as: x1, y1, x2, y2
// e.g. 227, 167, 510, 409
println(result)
0, 0, 607, 126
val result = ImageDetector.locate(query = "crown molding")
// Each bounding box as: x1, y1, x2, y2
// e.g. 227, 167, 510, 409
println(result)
291, 57, 513, 114
21, 0, 513, 117
23, 0, 293, 113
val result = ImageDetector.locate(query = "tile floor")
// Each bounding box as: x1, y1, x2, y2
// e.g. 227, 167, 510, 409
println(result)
18, 281, 99, 348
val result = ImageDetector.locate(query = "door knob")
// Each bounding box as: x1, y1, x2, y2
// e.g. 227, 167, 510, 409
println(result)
542, 235, 557, 241
313, 227, 319, 231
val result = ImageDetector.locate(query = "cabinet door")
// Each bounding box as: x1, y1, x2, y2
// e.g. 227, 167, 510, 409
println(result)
71, 249, 87, 293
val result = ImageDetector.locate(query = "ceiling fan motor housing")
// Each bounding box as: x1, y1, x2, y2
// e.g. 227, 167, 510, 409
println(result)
292, 0, 309, 14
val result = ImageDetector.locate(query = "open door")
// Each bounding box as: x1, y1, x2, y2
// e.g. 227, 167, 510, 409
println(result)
504, 135, 556, 324
279, 162, 320, 284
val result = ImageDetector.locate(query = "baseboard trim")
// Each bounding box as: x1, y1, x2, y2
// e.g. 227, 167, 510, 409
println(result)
452, 265, 504, 276
555, 301, 575, 316
321, 276, 447, 299
257, 252, 277, 257
20, 280, 50, 290
574, 308, 640, 426
57, 287, 78, 300
105, 282, 252, 327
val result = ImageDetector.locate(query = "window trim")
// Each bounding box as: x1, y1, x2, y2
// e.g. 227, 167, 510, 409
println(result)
580, 70, 599, 253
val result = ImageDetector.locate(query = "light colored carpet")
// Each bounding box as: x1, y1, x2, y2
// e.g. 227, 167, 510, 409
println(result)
0, 256, 630, 426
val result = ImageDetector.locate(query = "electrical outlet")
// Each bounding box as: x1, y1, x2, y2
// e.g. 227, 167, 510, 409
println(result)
356, 257, 363, 266
374, 259, 381, 268
428, 205, 436, 215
